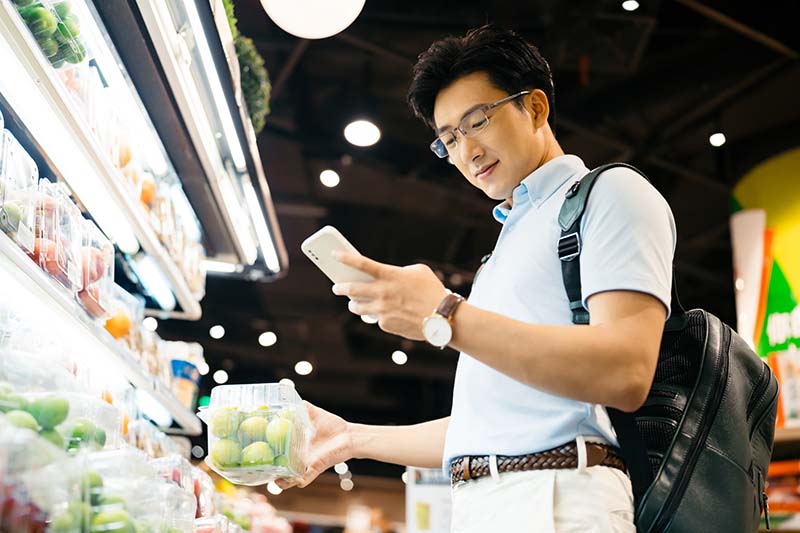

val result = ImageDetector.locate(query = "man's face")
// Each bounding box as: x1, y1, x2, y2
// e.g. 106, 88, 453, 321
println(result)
433, 72, 546, 202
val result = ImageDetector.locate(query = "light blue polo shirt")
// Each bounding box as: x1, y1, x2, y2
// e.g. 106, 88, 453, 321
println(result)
443, 154, 676, 468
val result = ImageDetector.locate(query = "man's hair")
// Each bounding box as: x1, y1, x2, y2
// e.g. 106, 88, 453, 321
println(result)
407, 25, 556, 131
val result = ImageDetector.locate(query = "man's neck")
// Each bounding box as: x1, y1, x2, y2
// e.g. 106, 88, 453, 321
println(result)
506, 139, 565, 207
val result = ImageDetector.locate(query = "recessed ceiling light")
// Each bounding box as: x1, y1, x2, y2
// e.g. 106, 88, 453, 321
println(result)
143, 317, 158, 332
209, 325, 225, 339
340, 478, 354, 491
213, 370, 229, 384
622, 0, 639, 11
344, 119, 381, 147
267, 481, 283, 495
197, 361, 210, 376
259, 331, 278, 347
334, 462, 349, 474
392, 350, 408, 365
260, 0, 366, 39
320, 169, 340, 188
709, 132, 726, 147
295, 361, 313, 376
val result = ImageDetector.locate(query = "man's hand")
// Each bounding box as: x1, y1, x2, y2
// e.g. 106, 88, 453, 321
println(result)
331, 251, 447, 340
276, 402, 352, 489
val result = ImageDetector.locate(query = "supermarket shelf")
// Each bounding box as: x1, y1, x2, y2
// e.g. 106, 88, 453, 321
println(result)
776, 427, 800, 444
0, 0, 202, 319
0, 231, 202, 436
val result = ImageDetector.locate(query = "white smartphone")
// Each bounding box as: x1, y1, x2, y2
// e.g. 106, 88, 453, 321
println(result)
301, 226, 378, 322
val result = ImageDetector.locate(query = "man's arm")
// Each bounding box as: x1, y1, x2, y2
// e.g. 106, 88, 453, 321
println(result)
277, 402, 449, 489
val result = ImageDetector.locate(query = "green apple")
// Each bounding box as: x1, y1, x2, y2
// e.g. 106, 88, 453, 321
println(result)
40, 428, 65, 448
210, 438, 241, 468
237, 416, 267, 447
0, 393, 28, 412
210, 407, 240, 438
49, 511, 77, 532
241, 441, 274, 466
6, 409, 40, 432
266, 417, 293, 454
90, 509, 134, 533
273, 454, 290, 467
26, 396, 69, 429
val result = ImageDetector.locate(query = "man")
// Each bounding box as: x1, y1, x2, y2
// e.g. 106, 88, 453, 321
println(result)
278, 26, 675, 532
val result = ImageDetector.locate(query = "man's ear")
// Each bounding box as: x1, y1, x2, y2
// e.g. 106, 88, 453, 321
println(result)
529, 89, 549, 129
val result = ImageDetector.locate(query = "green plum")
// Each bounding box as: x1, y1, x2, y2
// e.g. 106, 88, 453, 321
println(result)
97, 495, 127, 512
49, 511, 77, 532
0, 203, 23, 231
64, 416, 96, 448
266, 417, 293, 454
251, 405, 273, 419
279, 409, 296, 423
65, 40, 86, 64
94, 425, 107, 447
241, 441, 274, 466
210, 438, 241, 468
6, 409, 40, 432
12, 0, 35, 7
273, 455, 290, 467
40, 428, 65, 448
53, 1, 71, 19
210, 407, 240, 438
80, 470, 103, 506
90, 509, 134, 533
0, 393, 28, 412
21, 6, 57, 37
0, 382, 13, 396
68, 500, 92, 529
237, 416, 267, 447
26, 396, 69, 429
37, 35, 59, 57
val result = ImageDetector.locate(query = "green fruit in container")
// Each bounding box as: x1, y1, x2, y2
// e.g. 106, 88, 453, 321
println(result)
50, 57, 65, 68
57, 17, 80, 42
50, 511, 77, 532
80, 470, 103, 505
251, 405, 272, 419
13, 0, 35, 8
1, 202, 24, 231
65, 40, 86, 64
37, 35, 59, 58
94, 425, 107, 447
97, 495, 127, 512
27, 396, 69, 429
0, 393, 28, 412
0, 382, 13, 396
21, 6, 57, 37
237, 416, 267, 447
90, 509, 134, 533
273, 455, 289, 467
40, 428, 65, 448
279, 409, 296, 423
53, 1, 71, 19
266, 417, 293, 453
210, 407, 240, 438
68, 500, 92, 529
65, 416, 96, 444
241, 441, 274, 466
210, 438, 241, 468
6, 409, 40, 432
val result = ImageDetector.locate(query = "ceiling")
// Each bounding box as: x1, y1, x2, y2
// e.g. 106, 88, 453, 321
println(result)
161, 0, 800, 476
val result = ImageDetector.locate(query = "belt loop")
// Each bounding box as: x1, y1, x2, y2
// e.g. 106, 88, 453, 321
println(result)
576, 435, 588, 474
489, 455, 500, 483
462, 455, 472, 482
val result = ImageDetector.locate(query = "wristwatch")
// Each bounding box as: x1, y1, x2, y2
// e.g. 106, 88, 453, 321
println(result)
422, 292, 465, 349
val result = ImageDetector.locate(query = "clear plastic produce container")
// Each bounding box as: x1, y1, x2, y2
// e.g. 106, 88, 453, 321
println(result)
196, 514, 232, 533
150, 453, 194, 493
17, 391, 122, 453
0, 130, 38, 254
198, 383, 313, 486
77, 219, 114, 321
192, 468, 217, 519
124, 479, 197, 533
104, 283, 143, 345
33, 180, 83, 293
14, 0, 89, 69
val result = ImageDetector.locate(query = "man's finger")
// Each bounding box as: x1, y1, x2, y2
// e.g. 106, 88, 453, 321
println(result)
332, 282, 379, 300
333, 251, 387, 278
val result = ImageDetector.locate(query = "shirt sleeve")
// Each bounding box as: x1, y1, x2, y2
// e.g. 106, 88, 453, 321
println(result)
578, 166, 677, 316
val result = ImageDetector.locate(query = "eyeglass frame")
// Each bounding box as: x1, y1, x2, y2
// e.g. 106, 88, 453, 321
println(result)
429, 90, 531, 159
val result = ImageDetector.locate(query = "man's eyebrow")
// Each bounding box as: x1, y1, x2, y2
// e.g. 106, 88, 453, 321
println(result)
435, 103, 487, 135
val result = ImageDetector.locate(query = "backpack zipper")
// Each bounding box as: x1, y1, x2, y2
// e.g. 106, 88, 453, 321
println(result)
759, 469, 770, 530
652, 322, 731, 531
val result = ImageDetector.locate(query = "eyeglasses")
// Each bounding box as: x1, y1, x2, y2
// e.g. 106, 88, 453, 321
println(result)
429, 91, 531, 159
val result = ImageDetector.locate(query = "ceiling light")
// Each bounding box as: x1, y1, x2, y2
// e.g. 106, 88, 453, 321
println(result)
143, 317, 158, 332
209, 325, 225, 339
197, 361, 210, 376
622, 0, 639, 11
340, 478, 354, 491
709, 132, 726, 147
260, 0, 366, 39
213, 369, 229, 384
735, 278, 745, 291
334, 462, 349, 475
401, 472, 408, 484
295, 361, 313, 376
361, 314, 378, 324
130, 255, 176, 312
320, 169, 341, 188
279, 378, 295, 388
344, 120, 381, 147
243, 180, 281, 273
259, 331, 278, 347
392, 350, 408, 366
267, 481, 283, 495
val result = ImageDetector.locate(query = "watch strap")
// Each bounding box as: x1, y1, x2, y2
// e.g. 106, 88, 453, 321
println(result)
435, 293, 464, 320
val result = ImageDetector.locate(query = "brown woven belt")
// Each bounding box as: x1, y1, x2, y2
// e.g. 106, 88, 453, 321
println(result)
450, 441, 626, 485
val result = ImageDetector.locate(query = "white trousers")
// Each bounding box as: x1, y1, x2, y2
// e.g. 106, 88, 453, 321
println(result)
450, 465, 635, 533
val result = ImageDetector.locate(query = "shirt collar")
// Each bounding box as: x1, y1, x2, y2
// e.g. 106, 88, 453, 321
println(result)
492, 154, 587, 224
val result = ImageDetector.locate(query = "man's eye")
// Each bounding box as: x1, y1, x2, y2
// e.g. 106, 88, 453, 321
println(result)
467, 117, 488, 130
444, 135, 457, 147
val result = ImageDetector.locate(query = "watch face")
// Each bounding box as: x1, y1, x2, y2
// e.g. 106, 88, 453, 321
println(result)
423, 315, 452, 347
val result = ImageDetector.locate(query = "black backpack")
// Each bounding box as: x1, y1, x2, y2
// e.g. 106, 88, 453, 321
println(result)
556, 163, 779, 532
